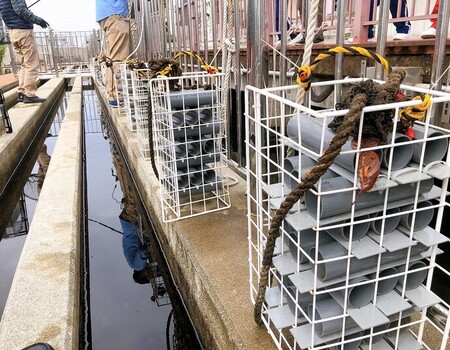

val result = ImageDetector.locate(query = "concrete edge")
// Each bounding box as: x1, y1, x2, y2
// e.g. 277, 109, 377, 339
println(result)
0, 78, 65, 193
0, 76, 84, 350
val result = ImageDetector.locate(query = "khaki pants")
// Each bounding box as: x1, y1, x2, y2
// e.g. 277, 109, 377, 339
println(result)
99, 15, 131, 101
9, 29, 39, 97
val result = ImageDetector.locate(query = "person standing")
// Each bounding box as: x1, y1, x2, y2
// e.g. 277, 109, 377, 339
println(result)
96, 0, 131, 107
0, 0, 49, 104
421, 1, 439, 39
369, 0, 411, 40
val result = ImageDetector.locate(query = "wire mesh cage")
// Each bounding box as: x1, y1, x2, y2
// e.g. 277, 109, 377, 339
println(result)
118, 63, 134, 126
150, 72, 231, 222
246, 78, 450, 350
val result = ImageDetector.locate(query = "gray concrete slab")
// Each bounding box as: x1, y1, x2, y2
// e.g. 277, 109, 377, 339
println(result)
96, 88, 274, 349
0, 77, 83, 350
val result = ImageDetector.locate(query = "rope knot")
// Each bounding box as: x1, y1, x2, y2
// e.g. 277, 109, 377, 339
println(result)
399, 93, 431, 124
296, 66, 312, 91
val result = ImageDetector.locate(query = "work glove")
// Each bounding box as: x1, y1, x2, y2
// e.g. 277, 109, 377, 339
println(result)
36, 17, 49, 29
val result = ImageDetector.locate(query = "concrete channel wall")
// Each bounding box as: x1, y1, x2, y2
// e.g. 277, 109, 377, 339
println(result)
0, 77, 84, 349
95, 87, 274, 349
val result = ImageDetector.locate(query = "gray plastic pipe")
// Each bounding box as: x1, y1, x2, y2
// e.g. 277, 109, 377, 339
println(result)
177, 169, 189, 188
370, 267, 399, 295
412, 124, 448, 164
169, 89, 216, 109
335, 276, 375, 308
386, 316, 412, 337
370, 207, 401, 235
362, 323, 389, 344
173, 122, 220, 140
188, 167, 203, 186
286, 114, 383, 173
304, 176, 434, 219
397, 260, 428, 290
284, 222, 334, 264
325, 214, 370, 241
178, 181, 223, 198
284, 155, 338, 190
311, 241, 428, 281
381, 134, 414, 170
199, 108, 214, 123
171, 110, 199, 127
286, 287, 328, 318
399, 200, 435, 232
328, 331, 363, 350
308, 297, 357, 337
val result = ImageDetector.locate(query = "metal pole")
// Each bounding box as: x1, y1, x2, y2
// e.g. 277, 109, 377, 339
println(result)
334, 0, 346, 102
279, 0, 287, 89
375, 0, 389, 80
430, 0, 450, 126
234, 0, 243, 166
201, 0, 208, 63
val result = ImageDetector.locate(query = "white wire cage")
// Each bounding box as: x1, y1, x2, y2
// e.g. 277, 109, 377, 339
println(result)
150, 72, 231, 222
246, 78, 450, 350
118, 63, 135, 127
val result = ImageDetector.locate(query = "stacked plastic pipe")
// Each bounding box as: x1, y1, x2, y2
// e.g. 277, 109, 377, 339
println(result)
275, 112, 449, 349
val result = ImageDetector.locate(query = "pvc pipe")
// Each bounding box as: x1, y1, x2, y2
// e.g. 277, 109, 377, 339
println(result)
386, 316, 412, 337
286, 287, 327, 318
325, 214, 370, 241
172, 111, 185, 127
362, 323, 389, 344
328, 331, 363, 350
169, 89, 216, 109
381, 134, 414, 170
308, 297, 356, 337
178, 181, 223, 198
399, 200, 435, 232
311, 241, 428, 281
188, 167, 203, 186
199, 108, 214, 123
397, 260, 428, 290
203, 169, 216, 184
177, 169, 189, 188
187, 140, 201, 156
284, 155, 338, 190
173, 122, 221, 140
370, 207, 401, 235
370, 267, 399, 296
412, 124, 448, 164
184, 110, 199, 125
304, 176, 434, 219
286, 114, 383, 174
284, 222, 334, 264
336, 276, 375, 308
175, 142, 188, 158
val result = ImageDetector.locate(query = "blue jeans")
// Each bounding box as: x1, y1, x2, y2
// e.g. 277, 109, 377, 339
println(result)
369, 0, 411, 38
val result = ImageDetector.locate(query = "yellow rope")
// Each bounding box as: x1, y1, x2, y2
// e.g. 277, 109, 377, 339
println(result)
173, 50, 218, 74
296, 46, 391, 91
399, 93, 432, 125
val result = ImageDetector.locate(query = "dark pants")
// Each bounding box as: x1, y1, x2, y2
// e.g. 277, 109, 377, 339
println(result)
369, 0, 411, 38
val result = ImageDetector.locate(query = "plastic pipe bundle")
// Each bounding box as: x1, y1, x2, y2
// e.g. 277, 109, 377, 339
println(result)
285, 226, 334, 264
381, 134, 414, 170
335, 276, 375, 308
311, 241, 428, 281
325, 214, 371, 241
304, 177, 434, 219
370, 267, 399, 295
370, 208, 401, 235
397, 260, 428, 290
284, 155, 338, 190
170, 89, 216, 109
286, 114, 383, 174
412, 124, 448, 164
308, 297, 357, 337
399, 200, 435, 232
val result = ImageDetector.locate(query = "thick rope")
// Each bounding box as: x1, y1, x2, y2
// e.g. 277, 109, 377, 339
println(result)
295, 0, 321, 104
253, 93, 368, 325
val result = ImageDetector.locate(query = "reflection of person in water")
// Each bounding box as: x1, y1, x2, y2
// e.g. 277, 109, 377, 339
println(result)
37, 143, 51, 192
119, 209, 150, 285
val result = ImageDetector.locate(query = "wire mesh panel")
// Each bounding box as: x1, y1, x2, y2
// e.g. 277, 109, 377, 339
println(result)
246, 79, 450, 350
131, 68, 151, 159
118, 63, 133, 125
150, 72, 231, 222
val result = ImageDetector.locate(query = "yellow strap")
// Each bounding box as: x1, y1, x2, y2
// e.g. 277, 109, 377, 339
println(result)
296, 46, 391, 91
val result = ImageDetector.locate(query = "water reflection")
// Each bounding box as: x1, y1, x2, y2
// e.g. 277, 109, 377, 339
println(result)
88, 101, 201, 349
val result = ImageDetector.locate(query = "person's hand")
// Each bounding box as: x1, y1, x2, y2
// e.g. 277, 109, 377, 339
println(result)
37, 17, 49, 28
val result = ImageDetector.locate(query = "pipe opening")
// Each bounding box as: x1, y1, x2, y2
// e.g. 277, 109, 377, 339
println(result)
370, 207, 401, 235
382, 135, 414, 170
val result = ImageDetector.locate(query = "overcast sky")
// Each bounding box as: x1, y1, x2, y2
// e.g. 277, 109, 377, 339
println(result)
29, 0, 98, 31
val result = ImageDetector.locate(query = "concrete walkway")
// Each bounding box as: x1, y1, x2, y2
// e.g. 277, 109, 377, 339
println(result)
0, 77, 83, 349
